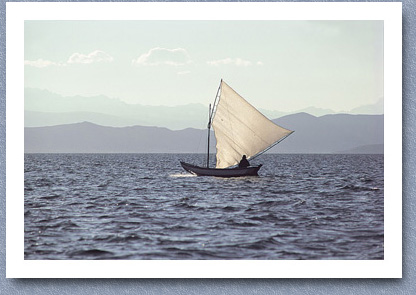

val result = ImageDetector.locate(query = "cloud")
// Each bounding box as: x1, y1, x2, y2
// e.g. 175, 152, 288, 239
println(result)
132, 47, 191, 66
67, 50, 114, 64
25, 50, 113, 68
207, 58, 263, 67
24, 59, 64, 68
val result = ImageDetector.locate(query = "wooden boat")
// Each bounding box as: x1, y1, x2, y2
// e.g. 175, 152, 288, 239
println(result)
180, 161, 262, 177
180, 80, 293, 177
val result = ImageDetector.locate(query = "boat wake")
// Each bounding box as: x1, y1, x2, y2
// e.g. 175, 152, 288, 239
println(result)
170, 173, 197, 178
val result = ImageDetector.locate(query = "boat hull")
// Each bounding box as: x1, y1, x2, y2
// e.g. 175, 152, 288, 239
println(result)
180, 161, 262, 177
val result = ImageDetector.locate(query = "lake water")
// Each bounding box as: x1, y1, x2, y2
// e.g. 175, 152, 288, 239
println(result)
24, 153, 384, 260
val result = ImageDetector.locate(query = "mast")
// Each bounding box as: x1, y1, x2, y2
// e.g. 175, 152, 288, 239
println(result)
207, 103, 211, 168
207, 80, 222, 168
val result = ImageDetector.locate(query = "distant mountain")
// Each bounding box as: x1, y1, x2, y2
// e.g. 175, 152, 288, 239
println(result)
25, 111, 139, 128
294, 106, 336, 117
25, 113, 383, 154
258, 109, 287, 120
24, 88, 208, 130
25, 122, 216, 154
270, 113, 384, 154
24, 88, 384, 129
259, 106, 336, 119
349, 98, 384, 114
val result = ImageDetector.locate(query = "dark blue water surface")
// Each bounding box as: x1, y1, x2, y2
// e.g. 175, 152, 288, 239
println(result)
24, 153, 383, 260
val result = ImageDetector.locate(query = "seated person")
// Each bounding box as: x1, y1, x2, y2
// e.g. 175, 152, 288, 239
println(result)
238, 155, 250, 168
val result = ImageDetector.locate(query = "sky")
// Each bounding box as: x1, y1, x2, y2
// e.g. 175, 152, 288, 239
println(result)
24, 20, 384, 112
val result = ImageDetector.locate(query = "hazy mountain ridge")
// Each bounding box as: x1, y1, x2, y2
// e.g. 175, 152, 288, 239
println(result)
24, 88, 384, 129
349, 98, 384, 114
271, 113, 383, 154
25, 122, 213, 154
25, 88, 208, 130
25, 110, 139, 128
25, 113, 384, 154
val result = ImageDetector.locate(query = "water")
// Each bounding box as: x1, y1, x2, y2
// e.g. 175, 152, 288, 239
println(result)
24, 153, 384, 260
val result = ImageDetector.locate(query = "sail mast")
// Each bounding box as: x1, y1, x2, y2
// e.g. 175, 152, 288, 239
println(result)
207, 104, 211, 168
206, 81, 222, 168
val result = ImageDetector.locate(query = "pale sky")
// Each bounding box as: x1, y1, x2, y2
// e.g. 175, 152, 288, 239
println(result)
24, 20, 383, 112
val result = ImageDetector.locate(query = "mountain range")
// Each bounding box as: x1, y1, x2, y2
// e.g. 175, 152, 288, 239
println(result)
25, 88, 384, 130
25, 113, 384, 154
272, 113, 383, 153
25, 88, 208, 130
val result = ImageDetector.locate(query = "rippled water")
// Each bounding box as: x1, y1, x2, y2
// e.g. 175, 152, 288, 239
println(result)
24, 153, 383, 260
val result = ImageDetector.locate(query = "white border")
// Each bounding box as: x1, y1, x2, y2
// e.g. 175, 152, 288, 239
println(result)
6, 2, 402, 278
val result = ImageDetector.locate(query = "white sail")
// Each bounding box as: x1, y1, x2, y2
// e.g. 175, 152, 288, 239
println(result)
212, 81, 293, 168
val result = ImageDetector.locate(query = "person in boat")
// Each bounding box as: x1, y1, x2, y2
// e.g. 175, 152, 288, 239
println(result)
238, 155, 250, 168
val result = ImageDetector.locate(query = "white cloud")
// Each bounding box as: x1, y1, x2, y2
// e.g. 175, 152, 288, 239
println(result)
207, 57, 263, 67
132, 47, 191, 66
67, 50, 114, 64
24, 59, 63, 68
25, 50, 114, 68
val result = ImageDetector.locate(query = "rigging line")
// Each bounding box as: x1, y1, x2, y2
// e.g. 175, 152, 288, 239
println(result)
197, 106, 212, 156
249, 131, 295, 162
207, 80, 222, 168
209, 79, 222, 126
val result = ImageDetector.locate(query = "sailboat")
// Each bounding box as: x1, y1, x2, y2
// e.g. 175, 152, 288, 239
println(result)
180, 80, 293, 177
